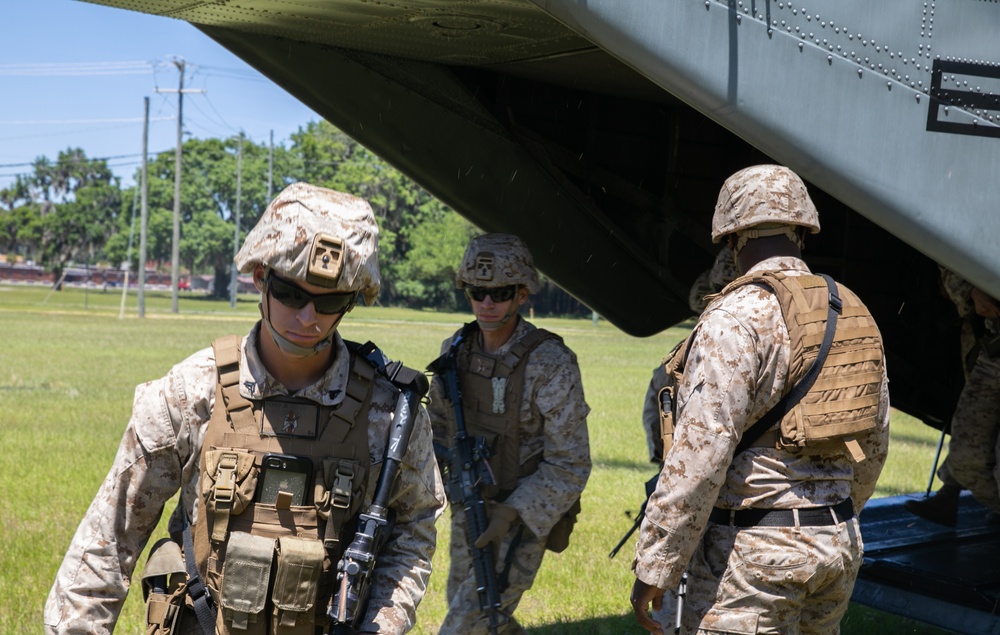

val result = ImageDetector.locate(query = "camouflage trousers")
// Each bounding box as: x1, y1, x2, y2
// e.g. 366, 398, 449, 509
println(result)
943, 352, 1000, 513
680, 517, 863, 634
439, 508, 546, 635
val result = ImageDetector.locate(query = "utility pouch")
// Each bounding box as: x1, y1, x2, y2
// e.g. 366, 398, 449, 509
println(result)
142, 538, 188, 635
271, 536, 326, 635
219, 531, 274, 634
546, 496, 582, 553
315, 457, 361, 550
203, 449, 259, 543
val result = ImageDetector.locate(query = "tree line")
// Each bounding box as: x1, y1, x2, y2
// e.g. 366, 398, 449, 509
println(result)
0, 121, 587, 315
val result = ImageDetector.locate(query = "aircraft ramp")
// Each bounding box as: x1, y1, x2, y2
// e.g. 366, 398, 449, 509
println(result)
855, 494, 1000, 634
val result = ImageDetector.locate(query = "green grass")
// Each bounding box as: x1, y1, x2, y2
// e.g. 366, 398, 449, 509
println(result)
0, 284, 955, 634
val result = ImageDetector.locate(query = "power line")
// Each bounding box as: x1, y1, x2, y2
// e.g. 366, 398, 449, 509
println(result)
0, 117, 173, 125
0, 61, 156, 76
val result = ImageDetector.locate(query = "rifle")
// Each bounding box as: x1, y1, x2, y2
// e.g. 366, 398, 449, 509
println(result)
428, 323, 503, 635
608, 472, 660, 559
330, 344, 429, 633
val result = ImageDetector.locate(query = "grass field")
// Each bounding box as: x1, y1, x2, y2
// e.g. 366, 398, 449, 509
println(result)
0, 283, 954, 634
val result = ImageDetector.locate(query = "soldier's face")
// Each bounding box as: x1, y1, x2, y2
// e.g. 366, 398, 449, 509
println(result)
257, 269, 345, 349
469, 286, 528, 331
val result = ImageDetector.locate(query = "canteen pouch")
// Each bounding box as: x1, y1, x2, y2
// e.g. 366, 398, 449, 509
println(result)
142, 538, 188, 635
218, 531, 275, 634
545, 497, 582, 553
271, 536, 326, 635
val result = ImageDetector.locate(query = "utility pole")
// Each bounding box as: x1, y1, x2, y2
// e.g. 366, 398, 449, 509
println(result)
267, 129, 274, 201
230, 131, 244, 308
138, 96, 149, 318
156, 58, 204, 313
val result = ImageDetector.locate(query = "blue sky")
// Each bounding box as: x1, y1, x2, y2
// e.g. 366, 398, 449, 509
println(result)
0, 0, 321, 190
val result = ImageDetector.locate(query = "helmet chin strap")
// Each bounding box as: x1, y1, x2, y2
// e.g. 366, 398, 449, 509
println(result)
477, 300, 521, 331
259, 282, 335, 358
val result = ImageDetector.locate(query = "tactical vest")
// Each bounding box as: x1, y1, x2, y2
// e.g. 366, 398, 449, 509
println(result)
661, 271, 884, 461
192, 335, 377, 635
454, 325, 560, 499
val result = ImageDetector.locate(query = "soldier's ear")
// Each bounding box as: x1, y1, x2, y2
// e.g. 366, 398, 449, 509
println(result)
517, 286, 530, 305
253, 265, 266, 292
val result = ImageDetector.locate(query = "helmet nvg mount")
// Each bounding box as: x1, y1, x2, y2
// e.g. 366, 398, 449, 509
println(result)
711, 165, 820, 248
456, 233, 541, 293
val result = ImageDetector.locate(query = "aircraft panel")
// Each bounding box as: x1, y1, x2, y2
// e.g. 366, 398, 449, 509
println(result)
535, 0, 1000, 300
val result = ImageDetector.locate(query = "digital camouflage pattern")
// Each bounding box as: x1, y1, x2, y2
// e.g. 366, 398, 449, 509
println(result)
428, 318, 591, 633
44, 326, 446, 635
643, 244, 739, 464
684, 521, 863, 634
455, 233, 542, 293
633, 256, 891, 633
235, 182, 381, 305
936, 267, 1000, 513
711, 165, 821, 243
687, 243, 739, 314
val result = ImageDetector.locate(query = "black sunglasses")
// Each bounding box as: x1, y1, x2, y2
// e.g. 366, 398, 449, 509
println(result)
465, 285, 519, 303
267, 272, 356, 315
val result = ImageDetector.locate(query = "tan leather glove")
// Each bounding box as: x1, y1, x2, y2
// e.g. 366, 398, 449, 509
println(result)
474, 503, 519, 549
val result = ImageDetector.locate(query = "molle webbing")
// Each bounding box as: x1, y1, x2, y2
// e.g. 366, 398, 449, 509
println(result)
457, 326, 560, 495
191, 335, 377, 632
724, 271, 884, 454
215, 334, 256, 433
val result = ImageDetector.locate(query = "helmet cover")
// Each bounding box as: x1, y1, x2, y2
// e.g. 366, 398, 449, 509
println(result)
235, 182, 380, 306
456, 233, 541, 293
711, 165, 821, 243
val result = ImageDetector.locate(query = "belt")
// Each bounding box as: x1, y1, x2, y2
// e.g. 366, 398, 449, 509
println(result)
709, 498, 854, 528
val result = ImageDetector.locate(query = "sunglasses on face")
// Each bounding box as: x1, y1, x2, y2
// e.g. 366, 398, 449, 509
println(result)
267, 272, 356, 315
464, 285, 519, 303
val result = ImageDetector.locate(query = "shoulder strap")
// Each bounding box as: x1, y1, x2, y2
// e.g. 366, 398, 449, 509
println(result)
499, 327, 560, 375
211, 335, 256, 433
734, 274, 842, 455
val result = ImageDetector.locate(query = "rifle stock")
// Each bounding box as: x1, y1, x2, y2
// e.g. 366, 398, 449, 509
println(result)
429, 324, 503, 635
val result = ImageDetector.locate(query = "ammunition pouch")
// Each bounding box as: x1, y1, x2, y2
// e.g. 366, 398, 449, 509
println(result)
545, 497, 581, 553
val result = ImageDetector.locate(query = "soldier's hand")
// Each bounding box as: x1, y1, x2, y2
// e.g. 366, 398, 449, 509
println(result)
631, 577, 667, 634
475, 503, 518, 549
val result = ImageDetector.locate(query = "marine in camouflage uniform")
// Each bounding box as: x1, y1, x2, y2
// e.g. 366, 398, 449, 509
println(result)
427, 234, 591, 634
636, 243, 738, 628
643, 243, 739, 464
631, 166, 891, 635
44, 183, 446, 635
907, 267, 1000, 523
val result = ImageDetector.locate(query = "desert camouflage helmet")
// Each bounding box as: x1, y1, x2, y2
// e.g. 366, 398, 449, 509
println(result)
456, 233, 541, 293
711, 165, 821, 243
235, 182, 380, 306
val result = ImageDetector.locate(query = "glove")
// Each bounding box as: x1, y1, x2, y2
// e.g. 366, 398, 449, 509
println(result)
474, 503, 519, 549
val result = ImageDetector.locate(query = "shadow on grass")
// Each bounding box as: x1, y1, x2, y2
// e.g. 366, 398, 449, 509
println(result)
523, 606, 960, 635
891, 427, 946, 449
528, 613, 645, 634
595, 458, 659, 472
